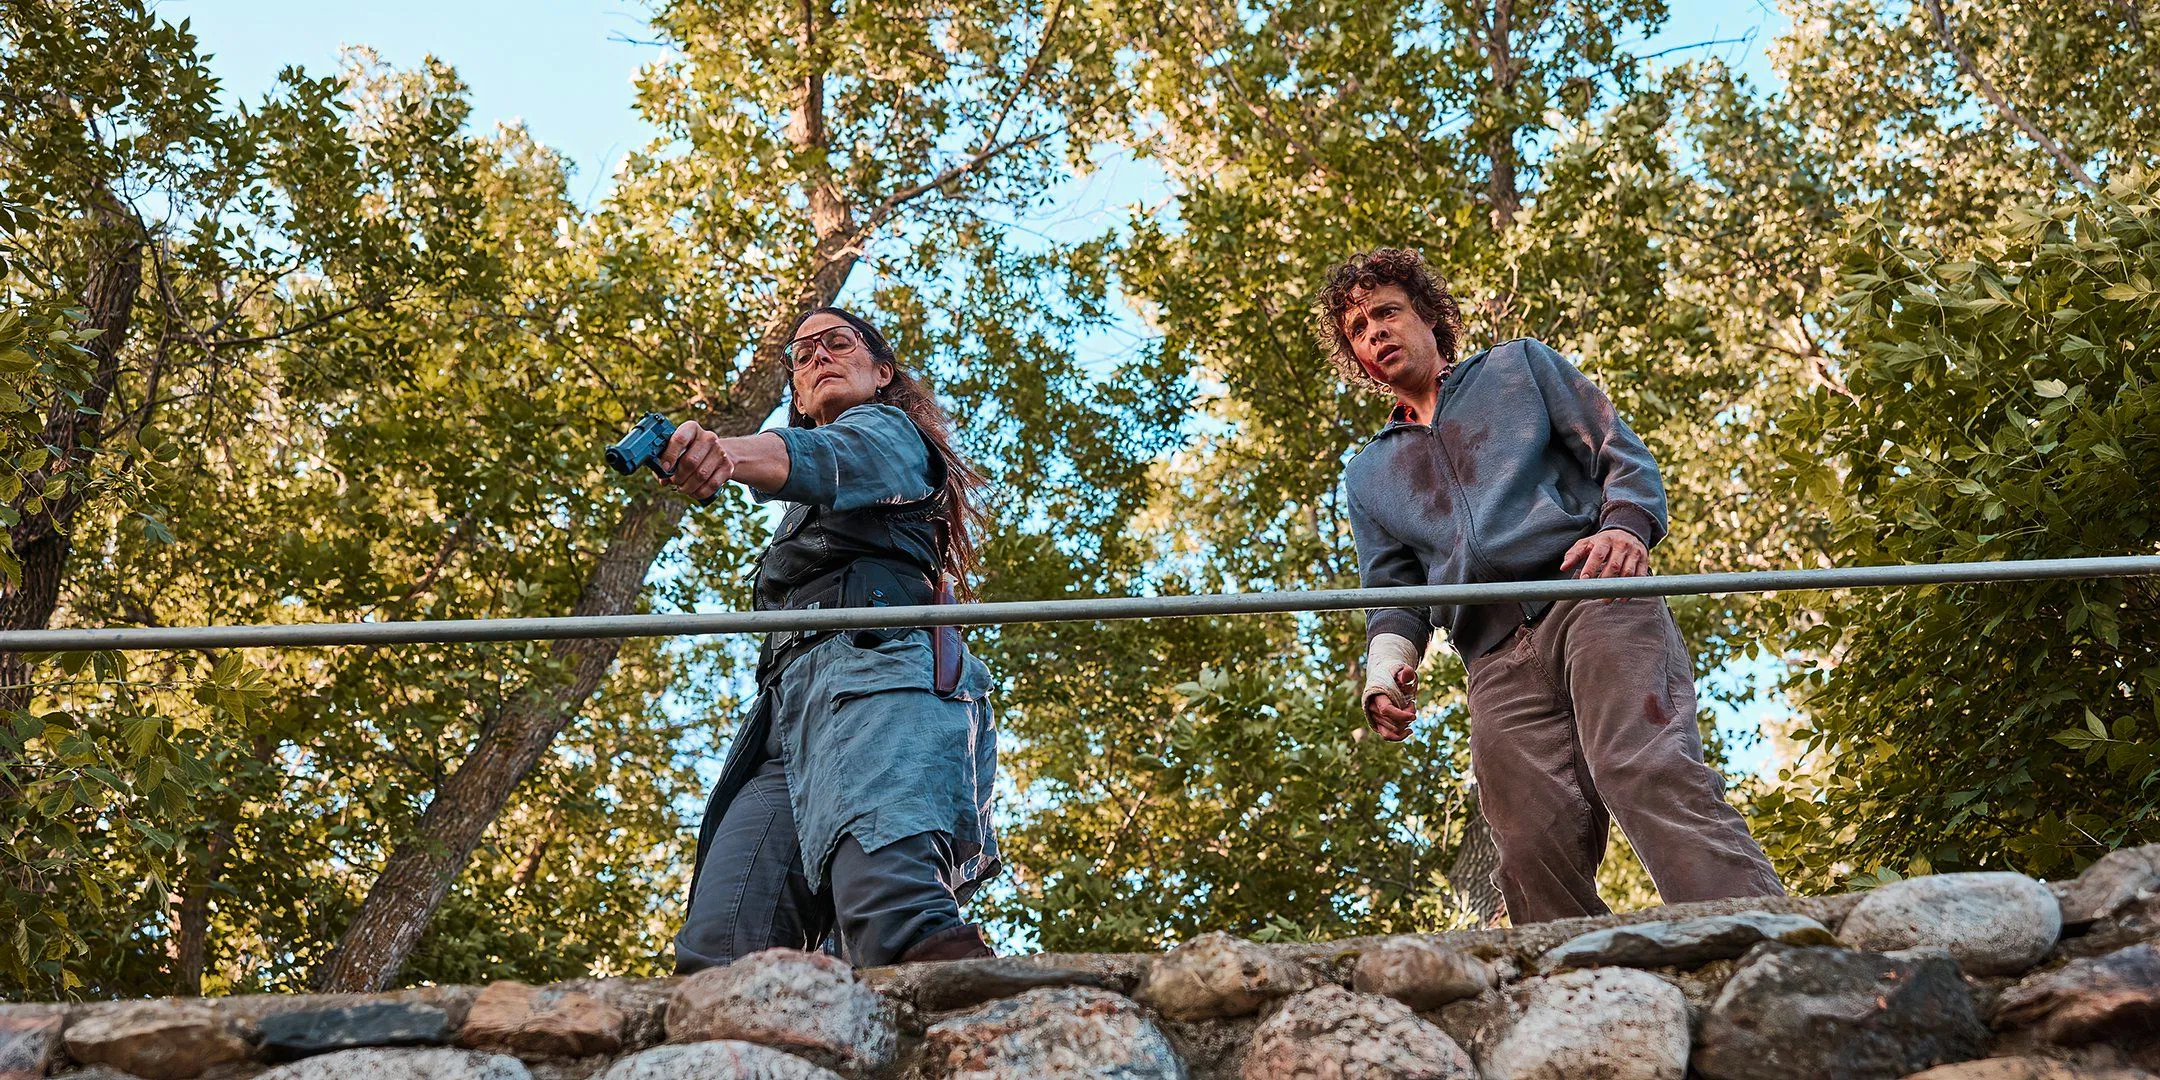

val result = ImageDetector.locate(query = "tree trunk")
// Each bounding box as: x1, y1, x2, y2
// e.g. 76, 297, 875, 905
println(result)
1445, 812, 1505, 925
1441, 0, 1524, 928
170, 826, 232, 996
1, 188, 141, 713
1483, 0, 1521, 233
313, 491, 689, 991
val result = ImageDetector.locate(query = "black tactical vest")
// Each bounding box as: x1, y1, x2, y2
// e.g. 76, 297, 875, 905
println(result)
751, 434, 947, 613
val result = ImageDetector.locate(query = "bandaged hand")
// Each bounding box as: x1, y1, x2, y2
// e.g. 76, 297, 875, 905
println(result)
1361, 633, 1422, 742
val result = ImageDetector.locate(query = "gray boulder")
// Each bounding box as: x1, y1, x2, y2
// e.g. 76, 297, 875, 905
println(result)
1693, 944, 1987, 1080
1242, 985, 1472, 1080
1840, 872, 2060, 976
1482, 968, 1689, 1080
1994, 942, 2160, 1046
2057, 845, 2160, 925
1136, 933, 1314, 1022
1, 1014, 62, 1080
259, 1003, 453, 1061
913, 986, 1182, 1079
257, 1048, 532, 1080
597, 1042, 842, 1080
1536, 912, 1836, 973
1350, 938, 1493, 1011
665, 949, 894, 1074
61, 1002, 251, 1080
458, 981, 624, 1060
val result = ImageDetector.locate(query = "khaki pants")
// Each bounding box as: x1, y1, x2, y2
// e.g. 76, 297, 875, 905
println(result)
1464, 597, 1785, 923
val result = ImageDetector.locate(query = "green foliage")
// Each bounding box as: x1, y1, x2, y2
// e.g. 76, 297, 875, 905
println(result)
7, 0, 2160, 998
992, 657, 1485, 950
1758, 171, 2160, 889
987, 0, 1805, 945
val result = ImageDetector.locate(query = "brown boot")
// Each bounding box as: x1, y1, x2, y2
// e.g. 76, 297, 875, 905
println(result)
898, 923, 996, 963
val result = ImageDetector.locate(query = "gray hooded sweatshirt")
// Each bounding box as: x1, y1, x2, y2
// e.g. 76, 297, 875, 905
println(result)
1344, 337, 1668, 660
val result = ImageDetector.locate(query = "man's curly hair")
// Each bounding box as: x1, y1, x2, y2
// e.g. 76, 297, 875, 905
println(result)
1315, 248, 1464, 392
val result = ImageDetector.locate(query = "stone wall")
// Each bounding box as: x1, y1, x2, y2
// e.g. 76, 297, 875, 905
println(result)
5, 844, 2158, 1080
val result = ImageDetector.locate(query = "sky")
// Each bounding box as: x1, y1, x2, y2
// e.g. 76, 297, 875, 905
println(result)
172, 0, 1793, 212
169, 0, 1798, 777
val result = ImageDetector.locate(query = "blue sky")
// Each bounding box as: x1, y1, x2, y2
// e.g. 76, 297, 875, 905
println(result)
172, 0, 1791, 207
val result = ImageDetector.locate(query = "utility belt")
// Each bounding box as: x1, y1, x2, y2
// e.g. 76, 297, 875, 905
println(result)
754, 559, 961, 694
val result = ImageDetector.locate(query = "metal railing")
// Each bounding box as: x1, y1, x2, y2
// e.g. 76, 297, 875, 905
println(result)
2, 555, 2155, 653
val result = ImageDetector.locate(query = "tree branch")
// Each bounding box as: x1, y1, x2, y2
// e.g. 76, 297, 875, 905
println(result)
980, 0, 1067, 151
1921, 0, 2098, 191
864, 123, 1073, 231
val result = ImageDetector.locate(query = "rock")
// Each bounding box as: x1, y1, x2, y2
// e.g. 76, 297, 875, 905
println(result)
1426, 989, 1514, 1064
1, 1015, 61, 1080
2058, 846, 2160, 926
1995, 943, 2160, 1045
596, 1042, 843, 1080
458, 982, 624, 1060
45, 1067, 138, 1080
1840, 872, 2061, 976
61, 1002, 252, 1080
1536, 912, 1835, 973
861, 956, 1120, 1018
2060, 888, 2160, 960
1136, 932, 1315, 1022
538, 979, 672, 1051
665, 949, 894, 1074
912, 986, 1181, 1079
258, 1003, 453, 1061
1157, 1014, 1261, 1079
1481, 968, 1689, 1080
1693, 944, 1987, 1080
1653, 956, 1740, 1018
1350, 938, 1492, 1011
256, 1048, 533, 1080
1241, 985, 1472, 1080
1903, 1059, 2159, 1080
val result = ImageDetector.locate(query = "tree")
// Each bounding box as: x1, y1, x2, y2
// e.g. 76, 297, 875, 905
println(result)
1757, 171, 2160, 889
1, 0, 496, 997
982, 0, 1828, 947
1732, 0, 2160, 889
313, 0, 1142, 990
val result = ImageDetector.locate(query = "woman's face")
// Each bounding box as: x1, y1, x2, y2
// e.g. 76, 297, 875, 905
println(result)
787, 312, 893, 424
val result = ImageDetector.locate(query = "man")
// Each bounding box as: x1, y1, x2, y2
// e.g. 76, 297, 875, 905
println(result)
1324, 247, 1784, 923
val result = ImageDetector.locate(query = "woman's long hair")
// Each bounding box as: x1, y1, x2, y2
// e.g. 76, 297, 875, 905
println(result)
785, 307, 986, 599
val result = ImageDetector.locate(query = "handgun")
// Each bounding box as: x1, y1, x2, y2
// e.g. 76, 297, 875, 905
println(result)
606, 413, 716, 504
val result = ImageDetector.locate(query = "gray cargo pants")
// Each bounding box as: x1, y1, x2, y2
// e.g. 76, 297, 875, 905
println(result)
673, 752, 969, 972
1464, 597, 1785, 924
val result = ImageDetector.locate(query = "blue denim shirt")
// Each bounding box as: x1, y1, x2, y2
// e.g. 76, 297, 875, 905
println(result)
1344, 337, 1669, 660
753, 403, 937, 508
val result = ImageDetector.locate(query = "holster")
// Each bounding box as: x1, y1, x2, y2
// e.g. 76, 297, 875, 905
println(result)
932, 580, 963, 697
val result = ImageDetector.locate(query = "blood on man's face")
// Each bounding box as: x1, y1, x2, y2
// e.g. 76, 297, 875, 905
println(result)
1341, 284, 1443, 392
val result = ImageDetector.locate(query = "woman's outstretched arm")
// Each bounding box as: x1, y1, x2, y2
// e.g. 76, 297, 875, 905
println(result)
656, 404, 931, 507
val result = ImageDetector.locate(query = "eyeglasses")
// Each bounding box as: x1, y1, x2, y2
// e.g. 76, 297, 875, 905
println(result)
785, 326, 863, 370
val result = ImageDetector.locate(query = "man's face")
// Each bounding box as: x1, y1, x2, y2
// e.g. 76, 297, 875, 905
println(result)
1340, 284, 1442, 392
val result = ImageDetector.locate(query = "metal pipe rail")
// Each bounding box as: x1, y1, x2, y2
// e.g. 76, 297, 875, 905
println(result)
3, 555, 2156, 653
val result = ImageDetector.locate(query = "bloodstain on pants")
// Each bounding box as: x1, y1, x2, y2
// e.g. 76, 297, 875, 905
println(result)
1463, 597, 1786, 923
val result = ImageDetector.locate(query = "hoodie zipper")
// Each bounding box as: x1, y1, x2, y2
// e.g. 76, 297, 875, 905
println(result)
1423, 363, 1506, 585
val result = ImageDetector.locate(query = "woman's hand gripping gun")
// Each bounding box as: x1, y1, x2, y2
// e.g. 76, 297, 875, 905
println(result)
605, 413, 718, 505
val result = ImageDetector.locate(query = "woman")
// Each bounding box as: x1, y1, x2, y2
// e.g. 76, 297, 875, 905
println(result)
655, 307, 999, 970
